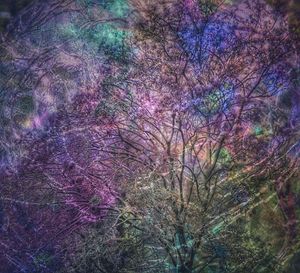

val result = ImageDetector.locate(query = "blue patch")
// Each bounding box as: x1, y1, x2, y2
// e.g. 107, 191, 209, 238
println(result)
179, 20, 236, 64
263, 67, 290, 95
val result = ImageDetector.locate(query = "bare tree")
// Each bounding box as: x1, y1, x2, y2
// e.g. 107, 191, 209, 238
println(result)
0, 0, 299, 272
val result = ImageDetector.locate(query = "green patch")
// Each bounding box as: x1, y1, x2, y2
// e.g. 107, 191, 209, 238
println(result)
18, 95, 34, 114
219, 148, 231, 163
254, 125, 263, 136
198, 0, 218, 16
59, 23, 79, 39
59, 22, 131, 61
290, 178, 300, 193
212, 222, 223, 234
205, 91, 222, 113
95, 23, 130, 60
99, 0, 129, 17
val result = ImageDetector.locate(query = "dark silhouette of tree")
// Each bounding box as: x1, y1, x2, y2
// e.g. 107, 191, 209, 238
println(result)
0, 0, 299, 272
66, 1, 298, 272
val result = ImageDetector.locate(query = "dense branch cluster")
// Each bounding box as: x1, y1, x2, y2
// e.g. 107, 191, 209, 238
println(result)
0, 0, 299, 272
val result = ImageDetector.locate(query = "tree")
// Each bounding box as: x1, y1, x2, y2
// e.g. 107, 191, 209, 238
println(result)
70, 0, 298, 272
0, 0, 299, 272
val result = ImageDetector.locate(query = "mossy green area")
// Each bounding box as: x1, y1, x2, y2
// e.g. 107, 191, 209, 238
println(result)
211, 222, 223, 235
254, 125, 263, 136
61, 0, 132, 62
218, 148, 231, 164
17, 95, 35, 114
60, 21, 131, 61
98, 0, 129, 18
206, 90, 223, 113
248, 193, 285, 254
77, 0, 129, 18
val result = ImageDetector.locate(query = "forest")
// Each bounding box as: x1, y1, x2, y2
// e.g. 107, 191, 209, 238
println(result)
0, 0, 299, 272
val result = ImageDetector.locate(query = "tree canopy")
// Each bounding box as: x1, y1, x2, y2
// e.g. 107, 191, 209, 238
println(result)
0, 0, 299, 272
